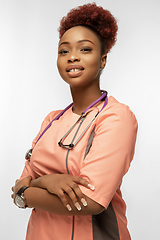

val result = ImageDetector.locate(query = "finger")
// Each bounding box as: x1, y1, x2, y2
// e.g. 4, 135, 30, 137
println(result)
70, 182, 87, 207
63, 185, 82, 211
15, 179, 19, 185
73, 176, 95, 190
11, 186, 15, 192
11, 194, 14, 199
57, 190, 72, 212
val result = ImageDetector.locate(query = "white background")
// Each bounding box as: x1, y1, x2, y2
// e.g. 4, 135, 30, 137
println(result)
0, 0, 160, 239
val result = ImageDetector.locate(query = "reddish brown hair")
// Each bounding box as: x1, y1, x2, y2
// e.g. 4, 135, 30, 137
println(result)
58, 2, 118, 54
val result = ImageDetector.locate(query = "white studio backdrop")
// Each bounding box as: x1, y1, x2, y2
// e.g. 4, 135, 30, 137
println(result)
0, 0, 160, 239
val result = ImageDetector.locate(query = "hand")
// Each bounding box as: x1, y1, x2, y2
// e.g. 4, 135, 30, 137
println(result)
11, 175, 32, 201
38, 174, 95, 211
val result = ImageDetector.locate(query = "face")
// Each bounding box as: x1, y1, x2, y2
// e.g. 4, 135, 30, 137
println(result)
57, 26, 106, 89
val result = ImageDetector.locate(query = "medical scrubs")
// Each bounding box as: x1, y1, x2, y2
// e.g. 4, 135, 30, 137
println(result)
20, 96, 138, 240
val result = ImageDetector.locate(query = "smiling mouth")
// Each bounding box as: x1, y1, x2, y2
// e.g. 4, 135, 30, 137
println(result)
66, 65, 84, 78
66, 65, 84, 72
66, 67, 84, 78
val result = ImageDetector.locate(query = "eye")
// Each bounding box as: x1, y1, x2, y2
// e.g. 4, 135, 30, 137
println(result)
80, 47, 92, 53
58, 49, 69, 55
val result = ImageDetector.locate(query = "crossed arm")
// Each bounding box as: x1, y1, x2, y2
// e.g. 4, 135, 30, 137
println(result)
11, 174, 104, 215
12, 102, 137, 216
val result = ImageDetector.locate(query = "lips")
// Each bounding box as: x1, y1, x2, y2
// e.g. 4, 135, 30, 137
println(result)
66, 65, 84, 78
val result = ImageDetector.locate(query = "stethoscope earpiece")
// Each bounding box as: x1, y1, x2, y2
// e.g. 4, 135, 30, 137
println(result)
25, 149, 33, 160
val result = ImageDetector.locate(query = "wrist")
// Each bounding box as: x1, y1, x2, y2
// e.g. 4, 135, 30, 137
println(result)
14, 186, 29, 209
30, 175, 48, 189
27, 175, 32, 187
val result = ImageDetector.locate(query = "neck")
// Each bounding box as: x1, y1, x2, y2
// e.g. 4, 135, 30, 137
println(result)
70, 85, 102, 115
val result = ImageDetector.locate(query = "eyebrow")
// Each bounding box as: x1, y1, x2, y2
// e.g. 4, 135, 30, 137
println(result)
59, 39, 95, 47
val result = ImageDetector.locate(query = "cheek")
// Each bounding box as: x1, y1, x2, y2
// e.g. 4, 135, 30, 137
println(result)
57, 58, 69, 83
86, 53, 101, 68
87, 57, 101, 76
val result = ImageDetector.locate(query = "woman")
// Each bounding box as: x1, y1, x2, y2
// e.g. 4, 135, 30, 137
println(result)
12, 3, 138, 240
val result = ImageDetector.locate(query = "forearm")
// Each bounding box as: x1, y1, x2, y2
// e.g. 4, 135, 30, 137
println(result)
24, 187, 104, 215
16, 174, 104, 215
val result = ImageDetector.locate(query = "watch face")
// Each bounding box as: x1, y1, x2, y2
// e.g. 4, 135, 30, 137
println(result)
15, 195, 25, 208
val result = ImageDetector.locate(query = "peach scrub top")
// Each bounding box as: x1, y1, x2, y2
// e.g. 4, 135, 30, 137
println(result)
20, 96, 138, 240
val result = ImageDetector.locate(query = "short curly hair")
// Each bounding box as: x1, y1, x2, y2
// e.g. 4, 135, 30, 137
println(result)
58, 2, 118, 54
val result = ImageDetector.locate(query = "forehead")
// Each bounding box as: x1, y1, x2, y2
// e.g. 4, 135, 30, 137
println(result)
59, 26, 101, 47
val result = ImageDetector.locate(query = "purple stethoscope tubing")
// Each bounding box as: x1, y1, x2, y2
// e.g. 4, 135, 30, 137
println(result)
26, 90, 107, 157
34, 102, 73, 147
83, 90, 107, 113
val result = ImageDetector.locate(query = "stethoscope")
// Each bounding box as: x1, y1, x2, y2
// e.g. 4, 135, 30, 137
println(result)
25, 90, 108, 160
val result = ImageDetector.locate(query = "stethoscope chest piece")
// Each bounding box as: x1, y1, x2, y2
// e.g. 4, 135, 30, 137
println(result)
25, 148, 33, 160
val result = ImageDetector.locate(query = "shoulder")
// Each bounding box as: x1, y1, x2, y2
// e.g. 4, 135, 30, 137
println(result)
38, 109, 63, 136
32, 110, 62, 147
40, 109, 62, 129
96, 96, 138, 133
43, 110, 62, 123
99, 96, 137, 122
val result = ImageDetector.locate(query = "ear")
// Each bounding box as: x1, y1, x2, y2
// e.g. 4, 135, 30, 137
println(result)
100, 54, 107, 69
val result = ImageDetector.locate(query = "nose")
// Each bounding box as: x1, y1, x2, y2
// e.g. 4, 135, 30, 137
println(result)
68, 52, 80, 63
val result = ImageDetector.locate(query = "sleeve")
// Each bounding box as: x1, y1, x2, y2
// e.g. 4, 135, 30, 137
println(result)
20, 110, 62, 180
79, 103, 138, 209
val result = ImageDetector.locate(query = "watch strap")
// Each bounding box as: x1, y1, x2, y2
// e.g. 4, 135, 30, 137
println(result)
16, 186, 29, 196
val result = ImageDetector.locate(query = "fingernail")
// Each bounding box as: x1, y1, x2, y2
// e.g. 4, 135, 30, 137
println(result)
66, 204, 72, 211
88, 184, 95, 190
81, 198, 87, 207
75, 202, 81, 211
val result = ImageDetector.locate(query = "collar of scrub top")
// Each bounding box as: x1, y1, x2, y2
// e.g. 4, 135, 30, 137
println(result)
25, 90, 108, 159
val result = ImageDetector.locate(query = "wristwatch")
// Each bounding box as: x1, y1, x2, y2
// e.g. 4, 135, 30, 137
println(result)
14, 186, 29, 209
